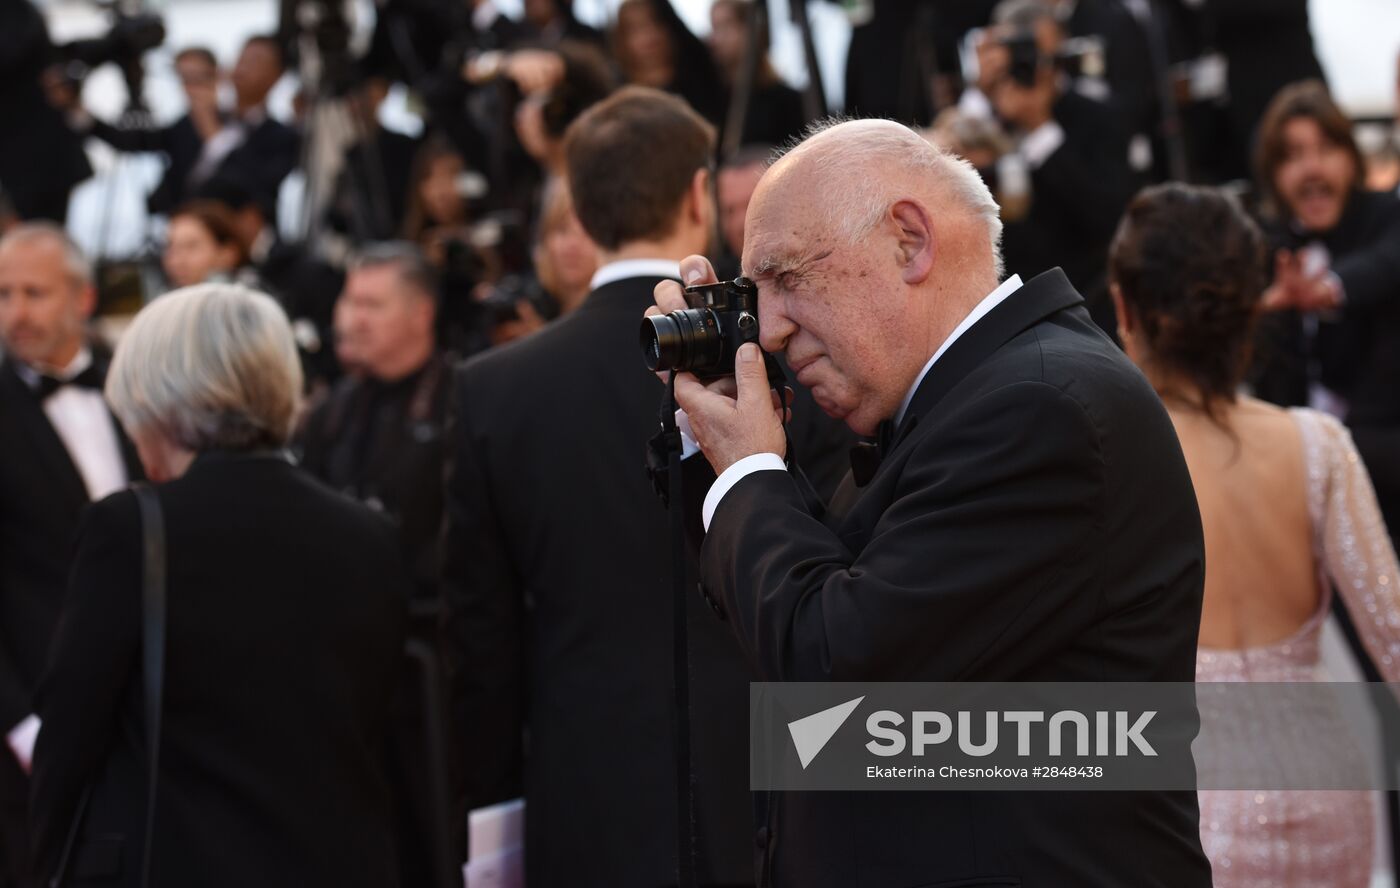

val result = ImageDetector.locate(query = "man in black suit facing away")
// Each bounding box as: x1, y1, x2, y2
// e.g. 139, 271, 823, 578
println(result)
442, 86, 757, 887
0, 224, 139, 887
650, 119, 1211, 887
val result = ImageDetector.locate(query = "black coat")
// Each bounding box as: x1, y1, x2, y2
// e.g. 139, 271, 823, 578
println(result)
0, 357, 139, 884
442, 274, 757, 886
298, 354, 452, 602
90, 112, 298, 218
1211, 0, 1325, 180
29, 452, 408, 887
0, 358, 140, 734
86, 115, 202, 217
695, 269, 1212, 887
0, 1, 92, 221
1001, 89, 1133, 334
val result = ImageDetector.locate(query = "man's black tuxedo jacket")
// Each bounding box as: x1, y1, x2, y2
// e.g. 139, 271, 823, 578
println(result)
0, 357, 139, 883
443, 274, 756, 886
30, 452, 408, 886
0, 357, 140, 734
90, 113, 299, 218
697, 269, 1212, 887
1001, 91, 1132, 334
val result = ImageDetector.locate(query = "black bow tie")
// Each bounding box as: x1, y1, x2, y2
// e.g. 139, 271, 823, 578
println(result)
848, 417, 899, 487
35, 364, 103, 400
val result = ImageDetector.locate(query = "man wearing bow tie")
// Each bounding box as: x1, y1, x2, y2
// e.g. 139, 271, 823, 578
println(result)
649, 119, 1211, 887
0, 223, 140, 885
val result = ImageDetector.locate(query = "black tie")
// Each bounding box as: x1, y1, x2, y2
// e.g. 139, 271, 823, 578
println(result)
36, 364, 103, 400
848, 418, 898, 487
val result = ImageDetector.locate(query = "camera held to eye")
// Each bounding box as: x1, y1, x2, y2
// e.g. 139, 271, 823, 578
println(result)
640, 276, 762, 380
1000, 32, 1105, 87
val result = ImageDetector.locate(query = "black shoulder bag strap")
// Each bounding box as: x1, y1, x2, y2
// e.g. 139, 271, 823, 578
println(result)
50, 485, 166, 888
133, 482, 166, 888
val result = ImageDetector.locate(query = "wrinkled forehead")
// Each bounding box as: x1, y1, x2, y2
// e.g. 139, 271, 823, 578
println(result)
0, 239, 70, 279
741, 164, 827, 271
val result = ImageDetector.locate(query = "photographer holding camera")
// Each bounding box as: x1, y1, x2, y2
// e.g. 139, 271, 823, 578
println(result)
0, 0, 92, 224
51, 35, 297, 223
646, 118, 1211, 886
967, 0, 1132, 333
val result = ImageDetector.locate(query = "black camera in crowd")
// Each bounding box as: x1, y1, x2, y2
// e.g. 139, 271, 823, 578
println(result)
58, 2, 165, 83
641, 276, 762, 380
1001, 32, 1105, 87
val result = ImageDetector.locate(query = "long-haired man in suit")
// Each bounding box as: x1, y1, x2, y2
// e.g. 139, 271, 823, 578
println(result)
0, 224, 139, 886
649, 119, 1212, 887
442, 86, 759, 886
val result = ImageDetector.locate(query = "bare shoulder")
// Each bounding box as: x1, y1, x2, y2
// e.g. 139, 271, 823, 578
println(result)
1229, 397, 1306, 449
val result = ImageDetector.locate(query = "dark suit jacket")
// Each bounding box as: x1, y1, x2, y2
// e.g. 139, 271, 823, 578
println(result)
90, 112, 298, 218
0, 357, 140, 734
0, 356, 138, 883
1001, 91, 1132, 334
697, 269, 1212, 887
442, 274, 755, 886
87, 115, 203, 217
0, 1, 92, 221
29, 452, 408, 887
1212, 0, 1325, 179
298, 353, 451, 602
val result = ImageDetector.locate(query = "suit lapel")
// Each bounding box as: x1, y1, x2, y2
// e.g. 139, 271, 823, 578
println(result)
1, 360, 90, 507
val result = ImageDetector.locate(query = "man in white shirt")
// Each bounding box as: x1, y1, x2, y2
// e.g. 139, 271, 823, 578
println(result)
0, 223, 137, 884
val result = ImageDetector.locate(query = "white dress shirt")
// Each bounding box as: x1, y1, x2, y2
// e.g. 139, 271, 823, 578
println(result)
19, 348, 130, 502
700, 275, 1025, 530
589, 258, 682, 292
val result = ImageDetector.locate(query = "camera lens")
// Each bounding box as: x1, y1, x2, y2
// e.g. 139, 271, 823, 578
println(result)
640, 308, 722, 372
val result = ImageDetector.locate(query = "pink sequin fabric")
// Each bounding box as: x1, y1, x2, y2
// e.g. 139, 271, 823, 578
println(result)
1196, 409, 1400, 888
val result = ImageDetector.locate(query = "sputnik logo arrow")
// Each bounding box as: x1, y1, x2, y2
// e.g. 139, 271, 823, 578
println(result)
787, 696, 865, 769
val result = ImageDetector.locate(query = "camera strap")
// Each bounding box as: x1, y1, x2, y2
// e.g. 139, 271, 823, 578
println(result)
648, 363, 793, 888
659, 371, 699, 888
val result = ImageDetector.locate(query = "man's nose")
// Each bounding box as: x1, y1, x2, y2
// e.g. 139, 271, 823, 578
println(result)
758, 303, 793, 354
5, 295, 30, 326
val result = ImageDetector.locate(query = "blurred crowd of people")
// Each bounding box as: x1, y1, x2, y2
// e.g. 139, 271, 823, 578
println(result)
0, 0, 1398, 885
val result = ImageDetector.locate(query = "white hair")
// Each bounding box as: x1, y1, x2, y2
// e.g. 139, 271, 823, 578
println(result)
106, 283, 303, 452
0, 222, 94, 288
776, 118, 1005, 275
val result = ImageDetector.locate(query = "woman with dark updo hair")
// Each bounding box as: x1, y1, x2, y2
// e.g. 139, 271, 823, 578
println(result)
1110, 183, 1400, 888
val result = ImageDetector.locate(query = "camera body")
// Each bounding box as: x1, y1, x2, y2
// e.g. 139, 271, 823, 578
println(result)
640, 276, 761, 380
1000, 32, 1105, 87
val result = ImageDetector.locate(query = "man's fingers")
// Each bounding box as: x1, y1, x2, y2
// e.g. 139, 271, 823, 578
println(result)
679, 254, 719, 287
733, 343, 773, 413
674, 371, 733, 417
653, 279, 688, 314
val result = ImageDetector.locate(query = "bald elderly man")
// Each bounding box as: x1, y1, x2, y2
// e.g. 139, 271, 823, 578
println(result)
650, 120, 1211, 886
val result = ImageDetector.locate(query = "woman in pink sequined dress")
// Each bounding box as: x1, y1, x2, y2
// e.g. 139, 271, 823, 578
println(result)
1109, 183, 1400, 888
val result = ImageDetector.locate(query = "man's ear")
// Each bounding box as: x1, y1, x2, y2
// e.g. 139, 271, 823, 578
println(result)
414, 293, 437, 334
889, 199, 935, 285
76, 284, 97, 321
689, 167, 710, 227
